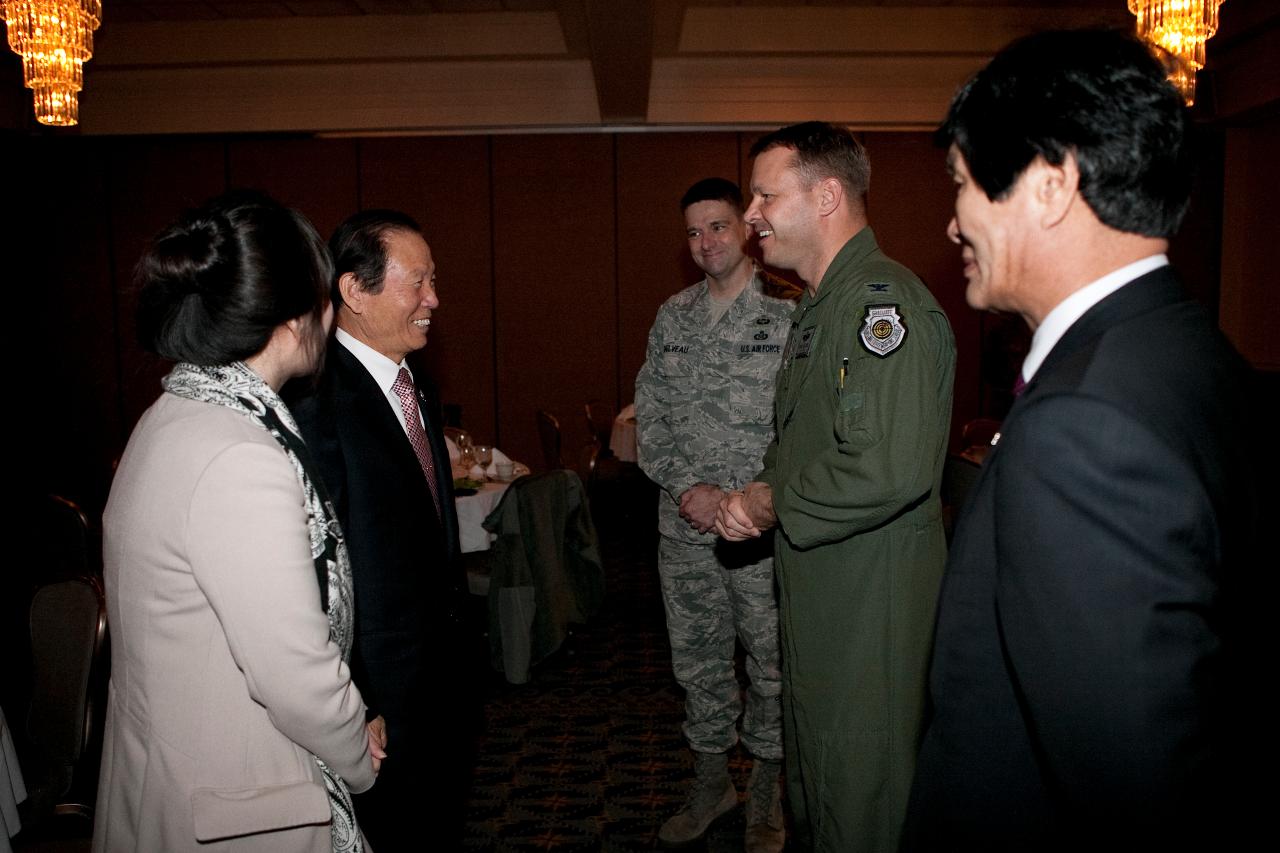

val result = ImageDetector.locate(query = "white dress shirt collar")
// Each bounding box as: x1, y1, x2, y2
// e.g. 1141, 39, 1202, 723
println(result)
1021, 254, 1168, 382
335, 327, 419, 434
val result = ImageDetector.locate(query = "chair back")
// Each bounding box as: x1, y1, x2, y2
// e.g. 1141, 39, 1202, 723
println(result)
961, 418, 1002, 450
29, 577, 106, 764
36, 495, 94, 584
443, 426, 471, 448
24, 574, 108, 822
535, 409, 563, 470
583, 400, 615, 451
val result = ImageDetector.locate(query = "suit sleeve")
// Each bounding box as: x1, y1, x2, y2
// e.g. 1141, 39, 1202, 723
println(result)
772, 307, 952, 548
992, 395, 1219, 824
186, 440, 375, 794
635, 307, 700, 502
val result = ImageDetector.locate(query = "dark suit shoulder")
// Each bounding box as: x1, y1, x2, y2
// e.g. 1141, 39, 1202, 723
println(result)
1037, 296, 1250, 480
282, 342, 362, 418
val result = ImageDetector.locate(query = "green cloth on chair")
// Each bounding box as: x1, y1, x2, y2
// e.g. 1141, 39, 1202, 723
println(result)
481, 470, 604, 683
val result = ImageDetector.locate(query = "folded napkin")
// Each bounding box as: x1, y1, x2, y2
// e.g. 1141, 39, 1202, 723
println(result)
445, 436, 460, 462
484, 447, 513, 478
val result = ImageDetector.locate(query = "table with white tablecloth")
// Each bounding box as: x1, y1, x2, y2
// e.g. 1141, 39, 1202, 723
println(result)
1, 706, 26, 853
455, 481, 512, 554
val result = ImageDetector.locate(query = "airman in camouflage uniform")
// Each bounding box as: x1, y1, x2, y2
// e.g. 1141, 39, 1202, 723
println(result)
635, 178, 798, 852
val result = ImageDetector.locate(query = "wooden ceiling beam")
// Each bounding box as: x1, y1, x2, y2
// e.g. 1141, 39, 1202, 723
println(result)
561, 0, 653, 124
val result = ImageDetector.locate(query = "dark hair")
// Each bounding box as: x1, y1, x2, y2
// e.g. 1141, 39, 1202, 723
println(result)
936, 28, 1192, 238
136, 190, 332, 365
749, 121, 870, 201
328, 209, 423, 305
680, 177, 743, 212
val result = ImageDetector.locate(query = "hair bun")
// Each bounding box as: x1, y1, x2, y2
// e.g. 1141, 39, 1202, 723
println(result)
136, 190, 330, 365
150, 215, 230, 297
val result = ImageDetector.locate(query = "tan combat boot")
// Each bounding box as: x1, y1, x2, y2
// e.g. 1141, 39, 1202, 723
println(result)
743, 758, 784, 853
658, 750, 738, 847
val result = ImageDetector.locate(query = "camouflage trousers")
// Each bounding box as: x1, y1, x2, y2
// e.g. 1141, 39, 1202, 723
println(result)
657, 535, 783, 760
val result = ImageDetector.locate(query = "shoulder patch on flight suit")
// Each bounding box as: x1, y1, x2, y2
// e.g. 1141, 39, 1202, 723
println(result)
858, 304, 906, 357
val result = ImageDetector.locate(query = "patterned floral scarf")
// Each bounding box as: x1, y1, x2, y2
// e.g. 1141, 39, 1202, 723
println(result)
164, 361, 363, 853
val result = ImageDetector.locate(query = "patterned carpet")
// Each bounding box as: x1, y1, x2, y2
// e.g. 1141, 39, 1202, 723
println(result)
462, 506, 775, 852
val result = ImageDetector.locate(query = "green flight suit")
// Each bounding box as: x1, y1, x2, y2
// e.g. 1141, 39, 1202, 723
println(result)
756, 227, 955, 852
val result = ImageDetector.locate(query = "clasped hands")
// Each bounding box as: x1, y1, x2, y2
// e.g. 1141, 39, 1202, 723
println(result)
680, 481, 776, 540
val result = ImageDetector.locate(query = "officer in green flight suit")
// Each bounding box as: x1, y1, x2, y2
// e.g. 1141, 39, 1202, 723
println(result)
718, 122, 956, 853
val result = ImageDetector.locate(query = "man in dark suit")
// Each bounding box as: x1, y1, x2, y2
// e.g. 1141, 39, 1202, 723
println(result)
903, 30, 1260, 851
289, 210, 472, 849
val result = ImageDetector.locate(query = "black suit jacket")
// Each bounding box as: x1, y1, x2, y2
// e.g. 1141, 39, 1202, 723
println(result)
904, 267, 1261, 850
288, 341, 461, 729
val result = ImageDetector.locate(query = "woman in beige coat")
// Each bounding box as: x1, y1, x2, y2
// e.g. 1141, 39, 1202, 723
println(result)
93, 193, 383, 852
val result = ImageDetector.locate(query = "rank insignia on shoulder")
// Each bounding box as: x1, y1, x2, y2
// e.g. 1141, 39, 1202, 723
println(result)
859, 304, 906, 357
755, 317, 771, 325
867, 282, 890, 292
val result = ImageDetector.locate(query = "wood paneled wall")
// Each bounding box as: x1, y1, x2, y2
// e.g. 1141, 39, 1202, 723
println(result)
361, 136, 498, 450
1219, 113, 1280, 371
490, 134, 618, 471
7, 128, 1232, 516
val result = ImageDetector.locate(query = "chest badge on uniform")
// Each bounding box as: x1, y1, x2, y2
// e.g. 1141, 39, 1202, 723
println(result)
795, 326, 818, 359
859, 304, 906, 357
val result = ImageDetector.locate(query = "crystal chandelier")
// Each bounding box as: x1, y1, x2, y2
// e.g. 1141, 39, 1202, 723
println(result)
1128, 1, 1225, 105
1, 0, 103, 126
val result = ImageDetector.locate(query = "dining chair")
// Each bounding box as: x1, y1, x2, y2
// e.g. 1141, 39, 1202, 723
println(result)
535, 409, 564, 471
961, 418, 1002, 451
19, 574, 109, 831
443, 426, 472, 448
36, 495, 95, 585
583, 399, 615, 456
480, 470, 604, 684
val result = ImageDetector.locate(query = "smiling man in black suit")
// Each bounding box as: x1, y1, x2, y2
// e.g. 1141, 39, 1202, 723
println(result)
289, 209, 471, 849
903, 29, 1260, 852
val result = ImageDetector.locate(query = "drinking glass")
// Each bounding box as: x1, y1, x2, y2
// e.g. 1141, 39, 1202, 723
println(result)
475, 444, 493, 477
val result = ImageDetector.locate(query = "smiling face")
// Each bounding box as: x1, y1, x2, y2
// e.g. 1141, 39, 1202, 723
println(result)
946, 146, 1038, 314
354, 228, 438, 364
684, 199, 750, 285
745, 146, 821, 280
